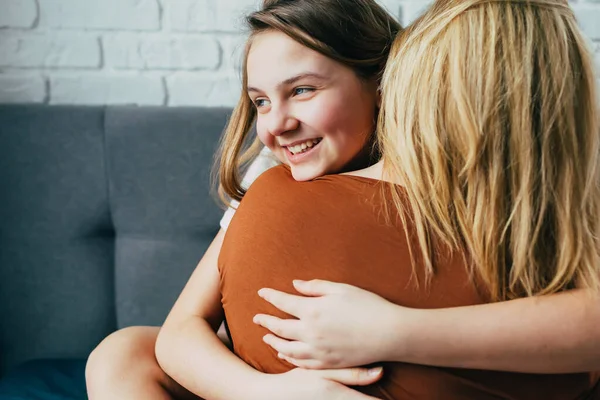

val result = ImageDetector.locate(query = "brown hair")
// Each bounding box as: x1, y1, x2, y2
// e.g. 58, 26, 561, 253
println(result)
216, 0, 402, 204
379, 0, 600, 300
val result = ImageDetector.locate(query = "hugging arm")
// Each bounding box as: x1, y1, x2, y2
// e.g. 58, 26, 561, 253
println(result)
155, 230, 266, 399
392, 288, 600, 373
154, 231, 383, 400
256, 279, 600, 373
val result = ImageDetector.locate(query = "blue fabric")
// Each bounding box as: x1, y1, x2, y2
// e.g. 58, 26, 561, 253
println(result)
0, 105, 228, 373
0, 359, 87, 400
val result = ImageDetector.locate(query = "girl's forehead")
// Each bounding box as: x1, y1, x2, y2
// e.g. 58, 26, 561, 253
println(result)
248, 31, 328, 67
247, 31, 339, 88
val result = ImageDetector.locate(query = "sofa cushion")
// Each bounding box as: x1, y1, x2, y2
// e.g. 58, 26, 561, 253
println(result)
0, 105, 231, 375
0, 359, 86, 400
0, 105, 115, 375
104, 106, 229, 328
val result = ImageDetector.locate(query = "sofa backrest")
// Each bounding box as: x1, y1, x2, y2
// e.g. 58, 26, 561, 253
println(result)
0, 105, 230, 374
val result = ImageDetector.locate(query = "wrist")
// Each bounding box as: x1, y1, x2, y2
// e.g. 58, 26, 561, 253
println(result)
380, 304, 427, 362
246, 372, 282, 400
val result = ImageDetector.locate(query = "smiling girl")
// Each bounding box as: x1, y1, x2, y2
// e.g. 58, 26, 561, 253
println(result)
86, 1, 400, 399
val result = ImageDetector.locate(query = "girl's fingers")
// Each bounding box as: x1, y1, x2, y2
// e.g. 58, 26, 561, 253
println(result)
278, 353, 325, 369
262, 334, 312, 360
253, 313, 304, 341
292, 279, 346, 296
309, 366, 384, 386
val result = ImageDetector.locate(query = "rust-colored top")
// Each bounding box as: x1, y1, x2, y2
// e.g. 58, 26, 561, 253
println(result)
219, 165, 599, 400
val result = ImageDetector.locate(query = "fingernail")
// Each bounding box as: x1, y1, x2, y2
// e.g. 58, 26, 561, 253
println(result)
292, 280, 305, 286
277, 352, 284, 359
252, 316, 259, 324
258, 289, 265, 297
368, 367, 383, 376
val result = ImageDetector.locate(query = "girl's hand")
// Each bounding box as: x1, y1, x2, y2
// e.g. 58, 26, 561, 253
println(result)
263, 366, 383, 400
254, 279, 411, 369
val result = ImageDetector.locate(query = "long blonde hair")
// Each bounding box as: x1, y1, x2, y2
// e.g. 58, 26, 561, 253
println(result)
216, 0, 401, 205
379, 0, 600, 300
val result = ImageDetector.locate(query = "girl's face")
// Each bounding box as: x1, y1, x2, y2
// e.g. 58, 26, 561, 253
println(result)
246, 30, 378, 181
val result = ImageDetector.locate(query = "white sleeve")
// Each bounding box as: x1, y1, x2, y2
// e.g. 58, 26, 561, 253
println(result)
219, 146, 280, 231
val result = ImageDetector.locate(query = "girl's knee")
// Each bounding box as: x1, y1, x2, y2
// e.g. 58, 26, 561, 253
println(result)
86, 326, 159, 385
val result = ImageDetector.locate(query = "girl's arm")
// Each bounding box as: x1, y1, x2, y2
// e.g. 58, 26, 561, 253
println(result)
155, 232, 382, 400
255, 279, 600, 373
155, 230, 265, 399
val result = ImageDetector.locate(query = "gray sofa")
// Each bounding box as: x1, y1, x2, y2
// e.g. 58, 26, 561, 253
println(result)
0, 104, 231, 398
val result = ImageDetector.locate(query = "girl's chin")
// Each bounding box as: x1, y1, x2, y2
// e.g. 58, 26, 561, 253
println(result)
290, 165, 326, 182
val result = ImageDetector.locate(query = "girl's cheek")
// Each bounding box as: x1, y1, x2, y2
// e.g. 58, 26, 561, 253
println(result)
306, 97, 345, 131
255, 124, 273, 148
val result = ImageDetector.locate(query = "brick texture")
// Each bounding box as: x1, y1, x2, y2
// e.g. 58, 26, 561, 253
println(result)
0, 74, 45, 103
50, 74, 164, 105
0, 0, 37, 28
0, 33, 100, 68
0, 0, 598, 106
103, 34, 221, 70
38, 0, 161, 31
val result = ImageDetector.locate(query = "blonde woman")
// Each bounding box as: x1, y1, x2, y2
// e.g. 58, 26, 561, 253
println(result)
213, 0, 600, 398
256, 0, 600, 373
257, 0, 600, 378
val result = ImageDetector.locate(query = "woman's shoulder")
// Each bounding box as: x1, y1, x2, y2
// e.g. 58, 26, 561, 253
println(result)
240, 165, 301, 210
246, 164, 294, 191
248, 164, 382, 196
242, 165, 392, 222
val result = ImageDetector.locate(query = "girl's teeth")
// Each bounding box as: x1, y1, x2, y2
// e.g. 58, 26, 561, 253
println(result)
288, 139, 320, 155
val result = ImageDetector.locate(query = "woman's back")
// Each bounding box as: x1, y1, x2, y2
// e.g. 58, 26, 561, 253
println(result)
219, 165, 598, 399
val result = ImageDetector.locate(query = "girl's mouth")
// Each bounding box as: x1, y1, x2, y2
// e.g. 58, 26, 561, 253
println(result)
285, 138, 323, 155
284, 138, 323, 163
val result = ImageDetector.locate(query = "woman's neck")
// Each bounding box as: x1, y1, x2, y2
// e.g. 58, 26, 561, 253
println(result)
342, 160, 405, 186
341, 160, 384, 180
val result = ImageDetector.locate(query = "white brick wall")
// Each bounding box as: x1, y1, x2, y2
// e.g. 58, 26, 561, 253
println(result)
0, 0, 598, 106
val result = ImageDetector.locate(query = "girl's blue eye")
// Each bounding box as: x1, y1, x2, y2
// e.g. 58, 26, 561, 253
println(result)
294, 87, 313, 96
254, 98, 270, 108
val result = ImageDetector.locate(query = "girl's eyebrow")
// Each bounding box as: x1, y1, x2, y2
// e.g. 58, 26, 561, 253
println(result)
248, 72, 328, 93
